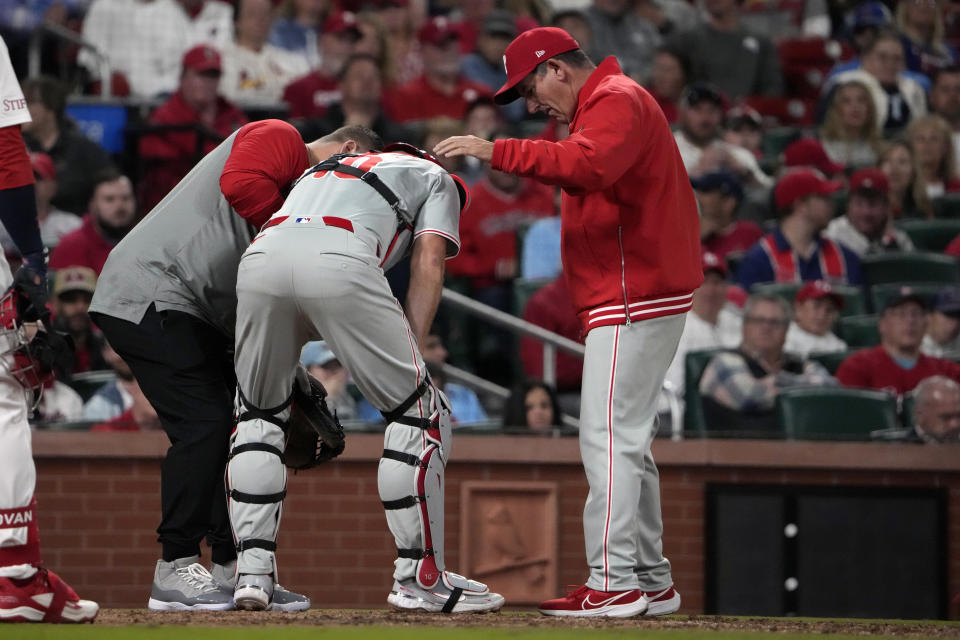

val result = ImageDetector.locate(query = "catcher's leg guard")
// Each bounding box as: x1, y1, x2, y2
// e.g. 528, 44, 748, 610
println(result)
226, 390, 293, 580
378, 381, 453, 589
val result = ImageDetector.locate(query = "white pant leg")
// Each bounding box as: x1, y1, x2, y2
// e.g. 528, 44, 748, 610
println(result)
0, 254, 39, 576
579, 314, 685, 592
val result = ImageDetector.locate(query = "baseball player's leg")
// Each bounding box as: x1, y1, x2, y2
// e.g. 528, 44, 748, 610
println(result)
0, 287, 98, 621
292, 252, 503, 613
0, 355, 38, 577
541, 314, 683, 617
92, 309, 236, 611
228, 249, 309, 611
634, 448, 680, 614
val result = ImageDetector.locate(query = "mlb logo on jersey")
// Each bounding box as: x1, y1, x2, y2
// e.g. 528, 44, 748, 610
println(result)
295, 217, 312, 223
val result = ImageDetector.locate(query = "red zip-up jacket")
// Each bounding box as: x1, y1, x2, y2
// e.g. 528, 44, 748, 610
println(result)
491, 57, 702, 334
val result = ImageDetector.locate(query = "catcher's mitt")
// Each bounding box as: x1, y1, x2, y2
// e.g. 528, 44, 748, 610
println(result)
284, 371, 346, 470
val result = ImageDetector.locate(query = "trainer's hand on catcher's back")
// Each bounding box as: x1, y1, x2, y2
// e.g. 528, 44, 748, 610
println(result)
433, 136, 495, 162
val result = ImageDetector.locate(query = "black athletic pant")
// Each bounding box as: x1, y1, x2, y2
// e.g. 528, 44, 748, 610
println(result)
91, 305, 237, 565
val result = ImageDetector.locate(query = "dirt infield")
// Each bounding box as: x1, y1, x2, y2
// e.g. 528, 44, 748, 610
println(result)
93, 609, 960, 636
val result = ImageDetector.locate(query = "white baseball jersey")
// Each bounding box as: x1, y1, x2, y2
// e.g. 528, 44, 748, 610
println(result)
264, 151, 462, 271
0, 36, 30, 129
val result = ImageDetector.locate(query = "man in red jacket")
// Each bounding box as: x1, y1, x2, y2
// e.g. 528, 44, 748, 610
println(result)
836, 288, 960, 394
139, 45, 249, 211
435, 27, 702, 617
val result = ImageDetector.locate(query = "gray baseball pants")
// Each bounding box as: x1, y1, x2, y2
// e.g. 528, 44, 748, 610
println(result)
229, 227, 440, 581
579, 314, 685, 592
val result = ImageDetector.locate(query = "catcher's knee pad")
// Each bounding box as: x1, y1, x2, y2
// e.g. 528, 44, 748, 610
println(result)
378, 381, 451, 589
227, 391, 292, 576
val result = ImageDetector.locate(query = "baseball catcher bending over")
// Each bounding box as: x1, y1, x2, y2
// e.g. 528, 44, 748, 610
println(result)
228, 144, 504, 613
90, 121, 380, 611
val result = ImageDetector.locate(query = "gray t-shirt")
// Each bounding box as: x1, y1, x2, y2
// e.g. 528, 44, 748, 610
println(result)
90, 131, 253, 336
668, 24, 783, 99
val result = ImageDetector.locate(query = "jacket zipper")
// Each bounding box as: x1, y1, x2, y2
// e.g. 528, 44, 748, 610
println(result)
618, 226, 631, 326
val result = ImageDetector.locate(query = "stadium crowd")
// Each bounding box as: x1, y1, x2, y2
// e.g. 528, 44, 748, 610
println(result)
2, 0, 960, 443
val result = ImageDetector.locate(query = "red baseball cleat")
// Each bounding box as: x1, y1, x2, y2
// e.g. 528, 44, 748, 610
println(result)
0, 568, 99, 623
538, 585, 648, 617
643, 586, 681, 615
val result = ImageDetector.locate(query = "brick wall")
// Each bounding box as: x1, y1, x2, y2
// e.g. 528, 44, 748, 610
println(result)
30, 433, 960, 616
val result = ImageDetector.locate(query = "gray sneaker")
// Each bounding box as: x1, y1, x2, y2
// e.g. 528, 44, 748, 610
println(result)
212, 562, 310, 612
234, 574, 274, 611
388, 572, 505, 613
147, 557, 235, 611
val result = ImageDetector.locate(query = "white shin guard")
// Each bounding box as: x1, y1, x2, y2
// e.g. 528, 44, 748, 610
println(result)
227, 414, 287, 578
378, 384, 452, 589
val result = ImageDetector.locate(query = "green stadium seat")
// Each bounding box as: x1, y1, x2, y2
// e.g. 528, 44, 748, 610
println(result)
838, 314, 880, 347
807, 349, 857, 375
761, 126, 800, 158
750, 282, 865, 317
861, 252, 960, 287
931, 193, 960, 218
683, 348, 728, 436
776, 387, 898, 440
868, 282, 945, 315
512, 277, 552, 316
750, 282, 802, 306
896, 219, 960, 252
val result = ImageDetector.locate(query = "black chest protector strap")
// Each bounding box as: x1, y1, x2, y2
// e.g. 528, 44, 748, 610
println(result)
298, 154, 408, 233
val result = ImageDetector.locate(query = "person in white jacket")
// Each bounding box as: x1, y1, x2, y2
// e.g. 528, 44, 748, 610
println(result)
827, 29, 926, 135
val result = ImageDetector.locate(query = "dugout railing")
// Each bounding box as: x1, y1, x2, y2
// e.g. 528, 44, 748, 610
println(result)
438, 287, 685, 439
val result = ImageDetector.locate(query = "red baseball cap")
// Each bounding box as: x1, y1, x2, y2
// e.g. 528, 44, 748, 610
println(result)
494, 27, 580, 105
418, 16, 460, 46
795, 280, 844, 309
849, 167, 889, 195
774, 169, 843, 210
182, 45, 222, 74
324, 11, 361, 37
702, 251, 727, 277
783, 138, 845, 177
29, 152, 55, 181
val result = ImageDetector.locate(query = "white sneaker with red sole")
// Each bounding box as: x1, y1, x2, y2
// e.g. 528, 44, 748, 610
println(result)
643, 586, 681, 615
0, 568, 99, 623
538, 585, 648, 617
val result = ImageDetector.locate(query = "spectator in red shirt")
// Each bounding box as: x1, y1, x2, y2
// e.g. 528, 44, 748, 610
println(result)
283, 11, 362, 120
50, 265, 107, 376
49, 170, 137, 274
836, 287, 960, 395
521, 276, 583, 392
692, 171, 763, 262
383, 16, 492, 123
138, 45, 249, 211
446, 132, 555, 301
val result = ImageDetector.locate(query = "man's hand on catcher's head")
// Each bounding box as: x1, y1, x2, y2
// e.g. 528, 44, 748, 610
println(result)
433, 136, 495, 162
